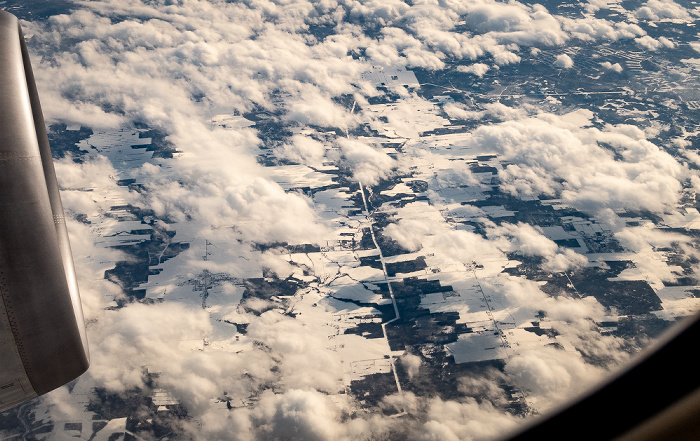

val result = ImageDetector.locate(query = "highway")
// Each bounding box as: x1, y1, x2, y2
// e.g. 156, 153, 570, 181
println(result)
358, 180, 404, 397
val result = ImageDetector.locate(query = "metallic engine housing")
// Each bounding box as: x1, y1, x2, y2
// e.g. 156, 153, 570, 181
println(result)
0, 10, 89, 412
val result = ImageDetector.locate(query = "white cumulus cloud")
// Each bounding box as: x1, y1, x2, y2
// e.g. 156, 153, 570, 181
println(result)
554, 53, 574, 68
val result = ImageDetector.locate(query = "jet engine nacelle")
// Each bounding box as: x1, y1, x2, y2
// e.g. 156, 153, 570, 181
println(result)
0, 10, 89, 412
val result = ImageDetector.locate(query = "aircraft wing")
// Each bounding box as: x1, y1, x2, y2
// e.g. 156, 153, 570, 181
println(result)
0, 10, 89, 413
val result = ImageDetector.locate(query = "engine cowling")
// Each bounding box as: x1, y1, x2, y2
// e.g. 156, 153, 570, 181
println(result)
0, 10, 89, 412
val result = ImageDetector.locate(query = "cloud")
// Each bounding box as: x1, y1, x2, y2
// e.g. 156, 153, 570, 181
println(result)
337, 138, 397, 185
635, 0, 693, 21
188, 388, 355, 441
456, 63, 490, 77
399, 353, 422, 380
491, 48, 522, 66
442, 102, 527, 122
443, 102, 484, 120
458, 1, 567, 46
284, 87, 360, 130
368, 26, 447, 70
481, 102, 529, 120
457, 369, 511, 407
383, 216, 441, 252
485, 222, 587, 272
25, 2, 367, 131
558, 16, 645, 42
614, 223, 697, 287
251, 389, 347, 441
383, 205, 623, 415
420, 397, 521, 441
424, 227, 504, 265
246, 311, 344, 393
64, 218, 127, 315
274, 134, 328, 167
347, 0, 411, 26
24, 0, 668, 136
344, 0, 666, 68
466, 110, 687, 214
130, 119, 331, 245
55, 154, 136, 212
658, 36, 676, 48
554, 53, 573, 69
86, 302, 212, 394
80, 302, 348, 421
54, 155, 139, 314
382, 203, 512, 273
478, 276, 628, 406
504, 345, 606, 407
634, 35, 664, 51
259, 250, 297, 279
381, 201, 588, 275
600, 61, 623, 72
